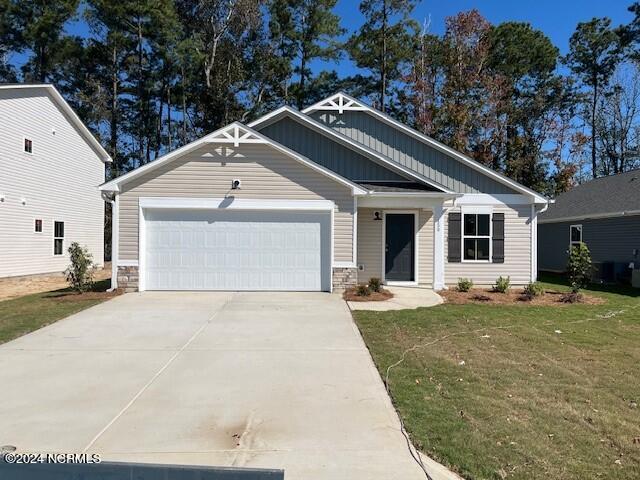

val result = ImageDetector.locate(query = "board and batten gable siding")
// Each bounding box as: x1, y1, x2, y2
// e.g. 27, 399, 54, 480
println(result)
311, 110, 517, 194
445, 204, 532, 285
258, 116, 406, 182
118, 143, 355, 263
0, 88, 105, 277
539, 216, 640, 272
357, 208, 433, 285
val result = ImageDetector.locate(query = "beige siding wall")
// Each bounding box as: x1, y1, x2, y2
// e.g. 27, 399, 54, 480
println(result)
356, 208, 433, 286
444, 204, 532, 285
118, 144, 354, 263
356, 208, 383, 282
0, 88, 105, 277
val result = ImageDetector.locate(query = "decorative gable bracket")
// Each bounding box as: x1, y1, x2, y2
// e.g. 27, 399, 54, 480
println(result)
205, 124, 268, 147
307, 93, 368, 114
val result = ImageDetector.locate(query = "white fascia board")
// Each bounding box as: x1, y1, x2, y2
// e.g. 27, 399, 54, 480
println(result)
452, 193, 535, 206
366, 191, 460, 198
249, 106, 454, 194
304, 92, 549, 203
100, 121, 367, 196
0, 84, 112, 162
138, 197, 335, 211
538, 209, 640, 224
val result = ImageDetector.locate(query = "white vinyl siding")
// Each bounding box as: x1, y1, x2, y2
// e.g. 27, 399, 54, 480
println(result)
118, 144, 354, 264
445, 204, 532, 285
0, 88, 105, 277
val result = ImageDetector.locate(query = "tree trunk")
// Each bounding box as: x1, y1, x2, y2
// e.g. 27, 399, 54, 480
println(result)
181, 65, 187, 144
110, 46, 119, 178
591, 79, 598, 178
167, 85, 172, 149
381, 0, 388, 112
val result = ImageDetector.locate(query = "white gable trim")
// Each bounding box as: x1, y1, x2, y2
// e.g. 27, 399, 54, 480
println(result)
303, 92, 549, 204
0, 84, 112, 162
99, 122, 367, 196
248, 106, 453, 193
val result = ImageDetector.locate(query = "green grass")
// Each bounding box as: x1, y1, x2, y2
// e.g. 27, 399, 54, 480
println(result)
353, 275, 640, 480
0, 279, 113, 345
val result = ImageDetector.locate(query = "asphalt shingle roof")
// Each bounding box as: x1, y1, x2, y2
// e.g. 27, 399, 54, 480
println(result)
540, 169, 640, 221
357, 182, 440, 193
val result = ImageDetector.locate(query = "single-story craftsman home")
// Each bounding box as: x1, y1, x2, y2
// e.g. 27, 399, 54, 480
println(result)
100, 92, 549, 292
539, 169, 640, 283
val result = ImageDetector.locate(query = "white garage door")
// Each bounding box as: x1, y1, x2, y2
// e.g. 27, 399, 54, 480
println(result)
144, 209, 331, 291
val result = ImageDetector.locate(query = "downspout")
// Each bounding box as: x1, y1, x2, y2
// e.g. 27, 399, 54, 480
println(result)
102, 191, 118, 291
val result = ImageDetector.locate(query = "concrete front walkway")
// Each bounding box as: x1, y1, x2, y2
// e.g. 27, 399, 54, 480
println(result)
0, 292, 458, 480
348, 286, 444, 311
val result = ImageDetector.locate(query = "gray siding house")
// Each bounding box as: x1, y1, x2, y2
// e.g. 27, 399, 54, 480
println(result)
101, 92, 549, 292
539, 169, 640, 281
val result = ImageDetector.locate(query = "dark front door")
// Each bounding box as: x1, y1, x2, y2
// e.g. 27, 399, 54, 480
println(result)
385, 214, 415, 281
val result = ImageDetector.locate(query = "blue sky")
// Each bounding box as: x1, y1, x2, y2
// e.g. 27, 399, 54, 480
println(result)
312, 0, 636, 76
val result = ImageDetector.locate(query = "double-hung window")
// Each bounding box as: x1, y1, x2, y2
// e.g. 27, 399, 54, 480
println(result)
570, 224, 582, 249
463, 213, 491, 261
53, 221, 64, 255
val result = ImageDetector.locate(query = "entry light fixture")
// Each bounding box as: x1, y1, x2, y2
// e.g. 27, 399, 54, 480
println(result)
373, 211, 382, 221
231, 179, 241, 190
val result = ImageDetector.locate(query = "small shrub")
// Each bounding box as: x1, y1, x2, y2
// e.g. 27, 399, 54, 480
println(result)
523, 281, 545, 300
567, 243, 592, 293
356, 284, 371, 297
457, 278, 473, 292
65, 242, 96, 293
493, 275, 511, 293
368, 277, 382, 293
561, 291, 584, 303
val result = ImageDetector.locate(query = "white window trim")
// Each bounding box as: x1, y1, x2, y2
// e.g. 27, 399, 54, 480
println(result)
53, 220, 65, 256
381, 210, 419, 286
569, 224, 582, 248
461, 207, 493, 263
23, 136, 34, 155
34, 218, 43, 234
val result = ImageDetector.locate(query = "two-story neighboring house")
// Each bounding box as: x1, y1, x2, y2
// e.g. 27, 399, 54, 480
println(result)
0, 84, 111, 278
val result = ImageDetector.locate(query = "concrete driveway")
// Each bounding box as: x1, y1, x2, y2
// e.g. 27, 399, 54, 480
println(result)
0, 292, 436, 479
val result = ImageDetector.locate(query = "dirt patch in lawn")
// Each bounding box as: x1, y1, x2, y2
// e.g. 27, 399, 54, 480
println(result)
441, 288, 605, 306
48, 289, 122, 302
343, 288, 394, 302
0, 264, 112, 302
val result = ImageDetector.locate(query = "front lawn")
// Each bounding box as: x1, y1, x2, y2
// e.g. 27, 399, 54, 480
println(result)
0, 279, 118, 345
353, 276, 640, 480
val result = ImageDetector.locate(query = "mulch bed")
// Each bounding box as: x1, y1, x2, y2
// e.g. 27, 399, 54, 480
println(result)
47, 289, 123, 303
343, 288, 394, 302
441, 288, 605, 306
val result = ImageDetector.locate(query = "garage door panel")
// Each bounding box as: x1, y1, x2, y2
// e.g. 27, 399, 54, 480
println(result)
144, 209, 330, 291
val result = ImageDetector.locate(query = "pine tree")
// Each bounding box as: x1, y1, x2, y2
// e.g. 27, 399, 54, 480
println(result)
347, 0, 419, 112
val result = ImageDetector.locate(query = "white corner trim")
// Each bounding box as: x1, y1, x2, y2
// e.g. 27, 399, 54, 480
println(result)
100, 121, 366, 196
248, 106, 454, 193
138, 197, 335, 211
304, 92, 548, 203
531, 204, 538, 282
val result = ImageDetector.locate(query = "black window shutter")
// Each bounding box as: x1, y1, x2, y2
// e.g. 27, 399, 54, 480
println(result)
492, 213, 505, 263
448, 212, 461, 263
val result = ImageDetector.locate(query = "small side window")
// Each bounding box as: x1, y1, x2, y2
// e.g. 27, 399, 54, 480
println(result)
570, 224, 582, 248
24, 138, 33, 153
54, 221, 64, 255
34, 219, 42, 233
